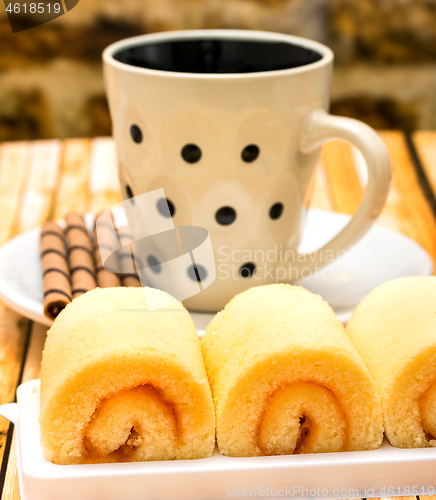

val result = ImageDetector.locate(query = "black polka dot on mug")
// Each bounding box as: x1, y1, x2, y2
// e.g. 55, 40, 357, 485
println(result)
181, 144, 202, 163
269, 202, 284, 220
147, 255, 161, 273
125, 184, 134, 203
188, 264, 207, 282
239, 262, 256, 278
156, 197, 175, 218
241, 144, 259, 163
130, 124, 142, 143
215, 206, 236, 225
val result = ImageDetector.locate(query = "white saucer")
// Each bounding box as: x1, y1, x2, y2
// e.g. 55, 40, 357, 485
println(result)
0, 209, 432, 332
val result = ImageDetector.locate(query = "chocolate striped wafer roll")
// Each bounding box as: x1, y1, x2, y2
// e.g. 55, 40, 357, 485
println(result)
41, 222, 72, 320
93, 217, 121, 288
118, 229, 141, 287
65, 214, 97, 298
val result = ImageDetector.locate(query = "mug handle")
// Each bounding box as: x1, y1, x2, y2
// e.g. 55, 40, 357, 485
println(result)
291, 108, 391, 277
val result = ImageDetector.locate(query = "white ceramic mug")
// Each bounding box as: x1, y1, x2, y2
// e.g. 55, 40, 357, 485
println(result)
103, 29, 391, 312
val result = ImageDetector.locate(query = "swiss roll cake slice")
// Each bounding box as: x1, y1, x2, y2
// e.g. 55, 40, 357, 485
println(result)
40, 287, 215, 464
202, 284, 383, 456
347, 276, 436, 448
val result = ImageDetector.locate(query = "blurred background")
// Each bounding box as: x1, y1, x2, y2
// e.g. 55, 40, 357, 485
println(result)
1, 0, 436, 141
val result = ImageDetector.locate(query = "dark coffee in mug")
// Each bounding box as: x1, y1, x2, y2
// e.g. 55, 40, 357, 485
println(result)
114, 39, 323, 74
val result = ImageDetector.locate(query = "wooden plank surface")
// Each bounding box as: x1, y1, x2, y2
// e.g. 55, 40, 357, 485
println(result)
87, 137, 121, 214
0, 133, 436, 500
380, 131, 436, 269
0, 143, 31, 244
16, 141, 62, 234
0, 137, 123, 500
412, 131, 436, 197
52, 139, 91, 220
321, 141, 363, 215
0, 142, 33, 498
307, 161, 332, 211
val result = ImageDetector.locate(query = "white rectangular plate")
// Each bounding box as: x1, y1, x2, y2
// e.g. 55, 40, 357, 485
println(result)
5, 380, 436, 500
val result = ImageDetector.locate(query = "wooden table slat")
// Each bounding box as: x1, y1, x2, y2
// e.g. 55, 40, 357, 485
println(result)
322, 141, 364, 215
0, 143, 32, 245
0, 141, 34, 495
52, 138, 91, 220
16, 140, 62, 234
87, 137, 121, 214
21, 323, 47, 384
309, 161, 334, 211
1, 434, 19, 500
380, 131, 436, 271
412, 131, 436, 198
